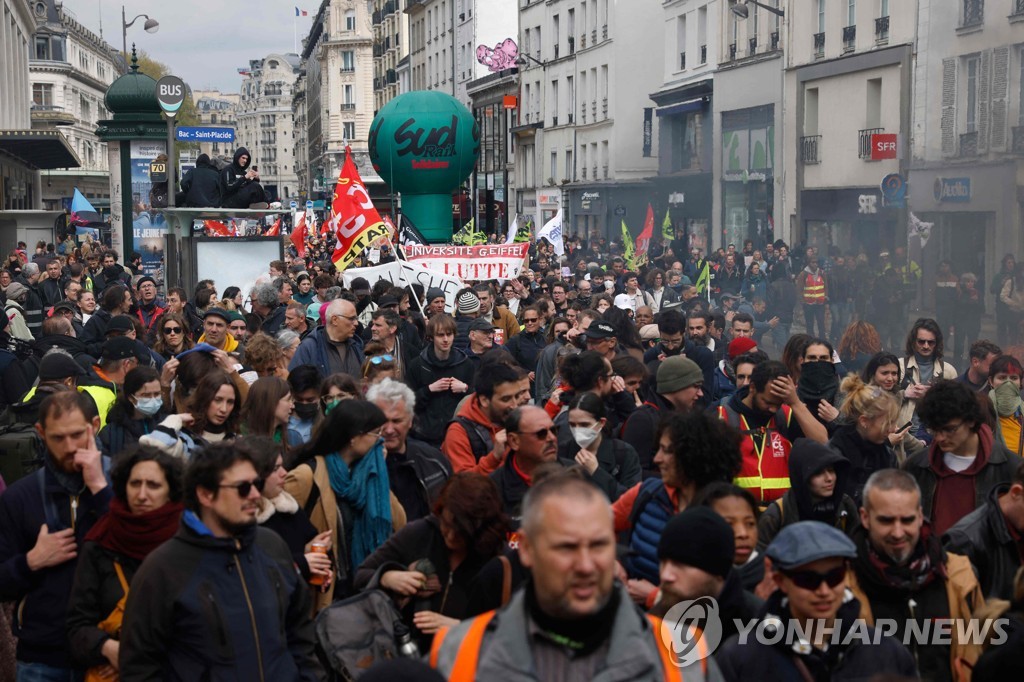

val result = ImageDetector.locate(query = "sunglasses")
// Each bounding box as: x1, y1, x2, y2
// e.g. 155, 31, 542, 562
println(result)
517, 425, 559, 440
915, 338, 936, 346
163, 326, 183, 334
783, 565, 847, 591
523, 317, 539, 323
219, 478, 265, 497
369, 354, 395, 364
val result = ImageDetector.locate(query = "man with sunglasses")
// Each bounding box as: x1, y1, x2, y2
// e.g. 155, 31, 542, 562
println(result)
489, 406, 561, 526
120, 441, 324, 680
847, 469, 984, 680
717, 521, 916, 681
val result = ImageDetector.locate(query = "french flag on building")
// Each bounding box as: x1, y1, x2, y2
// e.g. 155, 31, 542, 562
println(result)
295, 7, 308, 16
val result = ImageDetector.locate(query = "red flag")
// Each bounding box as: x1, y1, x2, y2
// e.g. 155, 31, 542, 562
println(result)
327, 147, 390, 271
290, 213, 306, 257
204, 220, 233, 237
265, 218, 281, 236
635, 203, 655, 263
382, 215, 397, 242
320, 211, 331, 236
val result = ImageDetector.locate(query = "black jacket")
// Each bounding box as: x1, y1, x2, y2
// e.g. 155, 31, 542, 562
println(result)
261, 303, 288, 336
489, 453, 534, 527
943, 483, 1022, 600
385, 438, 452, 522
14, 274, 43, 338
40, 276, 65, 310
119, 511, 324, 681
180, 154, 225, 208
0, 461, 113, 666
621, 392, 675, 477
259, 502, 319, 581
828, 423, 898, 506
406, 346, 475, 446
82, 307, 113, 346
504, 329, 546, 376
67, 542, 142, 668
220, 147, 254, 202
716, 590, 917, 681
558, 436, 642, 502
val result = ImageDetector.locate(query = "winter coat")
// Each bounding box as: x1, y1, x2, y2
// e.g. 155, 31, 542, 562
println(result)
828, 423, 899, 506
620, 392, 674, 477
180, 154, 225, 208
943, 483, 1022, 601
558, 435, 642, 502
504, 328, 547, 375
3, 299, 32, 341
405, 345, 475, 446
97, 413, 161, 458
118, 513, 325, 681
384, 438, 452, 522
66, 543, 142, 668
288, 326, 365, 379
489, 454, 536, 526
219, 147, 254, 204
0, 462, 113, 666
13, 275, 43, 338
622, 478, 676, 584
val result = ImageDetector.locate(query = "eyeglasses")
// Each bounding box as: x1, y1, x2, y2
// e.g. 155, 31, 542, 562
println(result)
361, 427, 384, 439
369, 354, 395, 364
783, 565, 847, 591
163, 326, 183, 334
915, 338, 937, 346
219, 478, 265, 497
523, 317, 539, 323
517, 425, 559, 440
927, 421, 965, 437
333, 313, 358, 323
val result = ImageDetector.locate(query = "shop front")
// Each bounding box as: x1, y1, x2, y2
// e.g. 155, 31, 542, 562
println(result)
648, 173, 712, 255
800, 187, 900, 260
721, 105, 776, 251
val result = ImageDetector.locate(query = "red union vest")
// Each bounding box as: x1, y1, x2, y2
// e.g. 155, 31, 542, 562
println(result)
801, 270, 826, 305
717, 403, 793, 504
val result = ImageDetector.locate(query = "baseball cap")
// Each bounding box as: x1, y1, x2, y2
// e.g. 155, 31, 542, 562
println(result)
203, 307, 231, 323
469, 317, 495, 332
586, 321, 617, 340
38, 351, 87, 381
101, 336, 146, 362
378, 295, 400, 308
106, 315, 135, 334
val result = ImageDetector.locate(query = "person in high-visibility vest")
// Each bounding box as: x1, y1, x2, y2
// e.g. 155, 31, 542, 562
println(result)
716, 360, 828, 506
798, 259, 828, 340
430, 474, 720, 682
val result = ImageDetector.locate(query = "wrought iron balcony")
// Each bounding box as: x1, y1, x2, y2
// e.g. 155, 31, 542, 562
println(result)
842, 25, 856, 51
813, 32, 825, 58
960, 131, 978, 156
700, 44, 707, 63
858, 128, 884, 159
961, 0, 983, 27
801, 135, 821, 164
770, 31, 780, 50
875, 16, 890, 41
749, 37, 757, 55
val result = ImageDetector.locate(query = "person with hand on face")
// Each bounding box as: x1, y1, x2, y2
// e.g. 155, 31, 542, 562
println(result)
0, 392, 111, 680
558, 392, 641, 502
432, 473, 719, 682
118, 442, 324, 680
848, 469, 985, 681
716, 521, 917, 682
369, 378, 452, 522
67, 446, 184, 678
406, 315, 474, 447
98, 366, 166, 458
140, 370, 242, 459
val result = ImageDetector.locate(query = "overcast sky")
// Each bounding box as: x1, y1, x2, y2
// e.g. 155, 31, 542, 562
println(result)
64, 0, 314, 92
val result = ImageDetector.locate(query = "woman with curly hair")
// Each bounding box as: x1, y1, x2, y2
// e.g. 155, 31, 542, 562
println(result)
152, 312, 193, 360
644, 267, 679, 313
244, 332, 288, 379
612, 411, 743, 604
837, 320, 882, 376
353, 473, 509, 649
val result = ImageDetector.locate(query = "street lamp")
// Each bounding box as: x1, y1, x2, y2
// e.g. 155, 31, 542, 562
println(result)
514, 54, 547, 68
122, 6, 159, 62
729, 0, 785, 19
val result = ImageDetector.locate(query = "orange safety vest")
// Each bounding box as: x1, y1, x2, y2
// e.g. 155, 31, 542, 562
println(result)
430, 610, 693, 682
801, 271, 826, 304
717, 404, 793, 504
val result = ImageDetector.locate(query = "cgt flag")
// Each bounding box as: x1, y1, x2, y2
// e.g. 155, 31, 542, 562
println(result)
635, 203, 655, 264
290, 212, 306, 257
327, 147, 391, 271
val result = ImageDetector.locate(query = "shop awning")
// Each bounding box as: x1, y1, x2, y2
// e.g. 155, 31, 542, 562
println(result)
0, 130, 80, 170
656, 97, 707, 117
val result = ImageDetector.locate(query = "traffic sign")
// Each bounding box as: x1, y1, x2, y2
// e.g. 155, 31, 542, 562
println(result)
156, 76, 186, 116
880, 173, 907, 208
176, 126, 234, 142
870, 133, 898, 160
306, 200, 314, 210
290, 201, 298, 210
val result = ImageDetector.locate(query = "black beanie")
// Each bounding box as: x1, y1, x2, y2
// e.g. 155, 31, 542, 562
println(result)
657, 507, 735, 579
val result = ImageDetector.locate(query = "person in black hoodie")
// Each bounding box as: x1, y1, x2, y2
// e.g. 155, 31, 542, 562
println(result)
219, 147, 267, 209
829, 374, 901, 505
97, 367, 165, 458
179, 153, 226, 208
757, 438, 859, 551
405, 314, 475, 447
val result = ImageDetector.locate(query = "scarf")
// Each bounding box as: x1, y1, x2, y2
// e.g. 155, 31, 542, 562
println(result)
525, 577, 621, 656
326, 439, 392, 570
45, 455, 85, 496
797, 361, 838, 415
256, 490, 300, 523
855, 523, 946, 593
85, 498, 184, 560
991, 381, 1024, 417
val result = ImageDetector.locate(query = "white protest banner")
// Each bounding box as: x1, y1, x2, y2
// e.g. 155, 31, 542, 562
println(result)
342, 261, 464, 313
402, 243, 530, 281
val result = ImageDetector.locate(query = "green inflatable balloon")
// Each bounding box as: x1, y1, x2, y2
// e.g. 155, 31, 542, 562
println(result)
369, 91, 480, 243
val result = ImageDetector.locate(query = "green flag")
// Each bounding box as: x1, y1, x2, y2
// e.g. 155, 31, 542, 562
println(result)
695, 260, 711, 294
662, 209, 673, 243
621, 220, 636, 270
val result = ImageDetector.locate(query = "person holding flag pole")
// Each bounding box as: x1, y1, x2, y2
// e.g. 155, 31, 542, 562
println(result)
536, 207, 564, 257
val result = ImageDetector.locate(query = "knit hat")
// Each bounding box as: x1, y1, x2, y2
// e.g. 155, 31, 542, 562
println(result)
4, 281, 28, 303
226, 310, 246, 324
135, 275, 156, 290
426, 287, 446, 304
38, 351, 87, 380
106, 315, 135, 334
657, 507, 735, 579
657, 355, 703, 394
202, 307, 230, 322
727, 336, 758, 360
457, 290, 480, 315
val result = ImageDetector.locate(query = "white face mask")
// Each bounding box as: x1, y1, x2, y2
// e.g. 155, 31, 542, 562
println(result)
571, 425, 602, 449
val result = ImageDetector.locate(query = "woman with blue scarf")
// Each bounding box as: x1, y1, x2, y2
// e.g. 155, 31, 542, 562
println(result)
284, 399, 407, 612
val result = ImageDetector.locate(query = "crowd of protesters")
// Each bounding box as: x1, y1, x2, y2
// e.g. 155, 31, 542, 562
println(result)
2, 230, 1024, 681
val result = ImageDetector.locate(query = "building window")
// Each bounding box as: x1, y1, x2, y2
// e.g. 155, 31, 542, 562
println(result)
35, 36, 49, 60
550, 150, 557, 182
818, 0, 826, 32
1019, 47, 1024, 125
346, 9, 356, 31
342, 51, 355, 71
343, 122, 356, 140
966, 55, 979, 132
962, 0, 983, 27
32, 83, 53, 107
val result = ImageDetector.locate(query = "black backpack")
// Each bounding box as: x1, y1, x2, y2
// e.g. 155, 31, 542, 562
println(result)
449, 416, 493, 462
0, 422, 44, 486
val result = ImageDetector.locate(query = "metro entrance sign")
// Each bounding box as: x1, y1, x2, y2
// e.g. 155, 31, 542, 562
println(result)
870, 133, 898, 160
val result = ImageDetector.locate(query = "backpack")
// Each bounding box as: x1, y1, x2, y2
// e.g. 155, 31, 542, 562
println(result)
209, 155, 232, 172
449, 415, 493, 462
314, 565, 407, 680
0, 423, 44, 486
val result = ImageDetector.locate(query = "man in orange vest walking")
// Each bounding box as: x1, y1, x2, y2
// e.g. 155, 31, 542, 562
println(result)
799, 257, 828, 339
430, 474, 721, 681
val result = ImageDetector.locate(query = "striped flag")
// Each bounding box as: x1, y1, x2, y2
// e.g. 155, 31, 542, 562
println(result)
295, 7, 308, 16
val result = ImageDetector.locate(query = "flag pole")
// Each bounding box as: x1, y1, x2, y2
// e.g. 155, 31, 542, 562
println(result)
394, 241, 428, 317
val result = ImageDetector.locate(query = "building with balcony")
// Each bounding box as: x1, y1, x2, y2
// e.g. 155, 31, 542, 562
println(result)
782, 0, 912, 258
515, 0, 662, 239
300, 0, 381, 204
291, 71, 310, 201
236, 52, 302, 201
907, 0, 1024, 309
192, 89, 240, 159
372, 0, 409, 111
28, 0, 118, 212
467, 69, 518, 237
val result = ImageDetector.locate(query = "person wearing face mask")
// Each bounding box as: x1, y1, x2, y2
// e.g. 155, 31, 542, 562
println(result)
557, 392, 641, 502
757, 439, 859, 551
987, 355, 1024, 455
797, 340, 841, 430
97, 367, 166, 458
